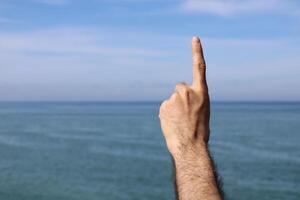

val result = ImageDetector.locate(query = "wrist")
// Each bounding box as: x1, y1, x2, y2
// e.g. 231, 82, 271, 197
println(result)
170, 139, 208, 163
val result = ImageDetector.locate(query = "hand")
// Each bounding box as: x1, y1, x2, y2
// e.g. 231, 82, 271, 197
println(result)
159, 36, 210, 157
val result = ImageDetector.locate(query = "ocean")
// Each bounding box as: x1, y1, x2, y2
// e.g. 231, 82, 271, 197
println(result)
0, 102, 299, 200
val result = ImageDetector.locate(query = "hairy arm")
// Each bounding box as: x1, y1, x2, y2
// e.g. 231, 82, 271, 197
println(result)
173, 143, 222, 200
159, 37, 223, 200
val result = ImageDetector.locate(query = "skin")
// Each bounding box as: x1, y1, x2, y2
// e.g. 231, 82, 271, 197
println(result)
159, 37, 223, 200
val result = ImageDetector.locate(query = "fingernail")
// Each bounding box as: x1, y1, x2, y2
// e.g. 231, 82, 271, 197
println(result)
192, 36, 200, 43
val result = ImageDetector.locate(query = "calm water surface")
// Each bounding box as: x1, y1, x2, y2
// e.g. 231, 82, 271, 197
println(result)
0, 102, 299, 200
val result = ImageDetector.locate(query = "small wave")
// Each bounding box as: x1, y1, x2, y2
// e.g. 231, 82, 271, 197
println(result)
212, 140, 300, 164
89, 145, 168, 162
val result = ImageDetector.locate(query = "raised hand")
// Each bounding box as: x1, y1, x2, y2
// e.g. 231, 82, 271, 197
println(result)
159, 36, 210, 156
159, 37, 222, 200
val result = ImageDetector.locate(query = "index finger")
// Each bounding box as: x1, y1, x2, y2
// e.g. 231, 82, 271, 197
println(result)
191, 36, 207, 91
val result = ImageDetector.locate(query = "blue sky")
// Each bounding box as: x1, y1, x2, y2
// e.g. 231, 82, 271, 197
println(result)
0, 0, 300, 101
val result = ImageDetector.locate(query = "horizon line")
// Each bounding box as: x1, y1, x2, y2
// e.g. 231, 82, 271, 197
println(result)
0, 100, 299, 103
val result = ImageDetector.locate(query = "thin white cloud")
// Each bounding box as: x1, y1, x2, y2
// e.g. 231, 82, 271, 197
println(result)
0, 17, 20, 24
33, 0, 70, 5
203, 37, 285, 46
0, 27, 288, 58
181, 0, 297, 16
0, 17, 10, 23
0, 27, 174, 57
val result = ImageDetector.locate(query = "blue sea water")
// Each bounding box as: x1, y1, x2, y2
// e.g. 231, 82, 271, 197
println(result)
0, 102, 299, 200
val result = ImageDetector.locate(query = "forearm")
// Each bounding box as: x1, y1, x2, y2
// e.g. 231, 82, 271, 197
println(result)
172, 141, 222, 200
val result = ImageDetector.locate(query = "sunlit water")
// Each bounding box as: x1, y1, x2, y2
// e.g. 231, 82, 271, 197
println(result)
0, 102, 299, 200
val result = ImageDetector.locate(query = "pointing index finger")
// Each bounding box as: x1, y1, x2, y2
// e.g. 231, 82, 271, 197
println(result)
192, 36, 207, 91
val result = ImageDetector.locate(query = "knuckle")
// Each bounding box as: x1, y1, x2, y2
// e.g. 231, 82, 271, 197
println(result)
160, 100, 168, 108
175, 82, 187, 89
170, 92, 179, 101
197, 62, 206, 70
159, 100, 168, 114
175, 83, 189, 94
